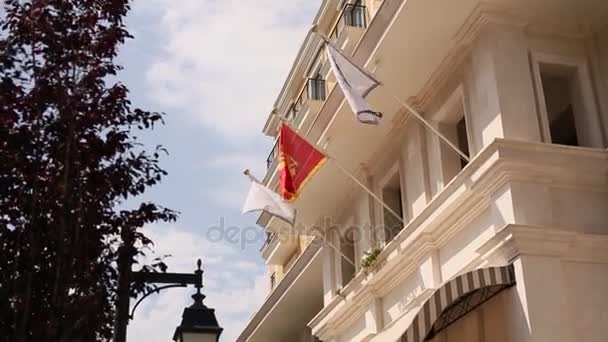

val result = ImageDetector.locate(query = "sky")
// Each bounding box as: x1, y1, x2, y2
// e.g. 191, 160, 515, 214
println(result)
117, 1, 322, 341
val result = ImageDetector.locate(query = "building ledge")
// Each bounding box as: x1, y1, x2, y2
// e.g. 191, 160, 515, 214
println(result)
309, 139, 608, 339
260, 232, 277, 260
237, 240, 324, 342
260, 0, 399, 181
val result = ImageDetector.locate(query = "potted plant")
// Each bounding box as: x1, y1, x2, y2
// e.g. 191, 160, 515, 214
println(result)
361, 247, 382, 274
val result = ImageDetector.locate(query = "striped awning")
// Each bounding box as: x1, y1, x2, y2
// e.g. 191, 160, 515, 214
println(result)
400, 265, 515, 342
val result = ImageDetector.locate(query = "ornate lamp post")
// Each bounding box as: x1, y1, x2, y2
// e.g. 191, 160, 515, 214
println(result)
172, 261, 223, 342
114, 259, 222, 342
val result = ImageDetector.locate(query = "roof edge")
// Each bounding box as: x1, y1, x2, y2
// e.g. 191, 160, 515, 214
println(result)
261, 0, 339, 137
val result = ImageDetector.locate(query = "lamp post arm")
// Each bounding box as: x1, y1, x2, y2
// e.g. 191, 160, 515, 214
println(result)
114, 259, 205, 342
132, 272, 200, 287
129, 284, 188, 320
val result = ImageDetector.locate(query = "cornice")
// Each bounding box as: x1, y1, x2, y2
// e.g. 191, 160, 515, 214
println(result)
307, 0, 406, 143
410, 1, 598, 112
477, 224, 608, 265
309, 140, 607, 340
263, 0, 341, 137
410, 2, 528, 111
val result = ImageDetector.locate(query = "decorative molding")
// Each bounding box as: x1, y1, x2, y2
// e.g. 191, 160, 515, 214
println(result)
478, 224, 608, 265
409, 1, 598, 113
409, 2, 528, 111
309, 139, 608, 340
397, 288, 433, 318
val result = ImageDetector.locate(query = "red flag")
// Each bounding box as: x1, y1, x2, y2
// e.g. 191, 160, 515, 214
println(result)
279, 124, 326, 201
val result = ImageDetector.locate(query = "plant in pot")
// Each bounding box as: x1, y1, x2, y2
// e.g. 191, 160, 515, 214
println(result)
361, 247, 383, 274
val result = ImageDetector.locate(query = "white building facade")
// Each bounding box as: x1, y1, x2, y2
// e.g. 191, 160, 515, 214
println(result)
238, 0, 608, 341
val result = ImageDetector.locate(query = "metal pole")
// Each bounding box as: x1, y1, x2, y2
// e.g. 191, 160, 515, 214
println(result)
276, 121, 404, 224
315, 235, 358, 268
392, 96, 470, 163
310, 29, 470, 163
243, 169, 261, 184
311, 27, 381, 85
328, 156, 404, 224
114, 244, 131, 342
244, 169, 358, 267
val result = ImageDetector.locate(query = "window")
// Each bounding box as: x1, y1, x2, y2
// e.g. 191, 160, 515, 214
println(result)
308, 74, 326, 101
339, 230, 356, 287
435, 87, 470, 185
381, 168, 404, 244
456, 117, 470, 169
542, 72, 578, 146
331, 1, 367, 40
532, 54, 604, 148
344, 1, 366, 28
538, 63, 588, 146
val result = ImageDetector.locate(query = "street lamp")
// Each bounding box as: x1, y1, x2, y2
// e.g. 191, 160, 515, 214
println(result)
114, 258, 222, 342
172, 260, 223, 342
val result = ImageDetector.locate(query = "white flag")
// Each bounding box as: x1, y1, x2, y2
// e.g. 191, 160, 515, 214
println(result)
326, 42, 382, 125
242, 179, 296, 225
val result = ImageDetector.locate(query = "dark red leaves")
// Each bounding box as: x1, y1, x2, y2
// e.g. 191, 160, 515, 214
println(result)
0, 1, 177, 341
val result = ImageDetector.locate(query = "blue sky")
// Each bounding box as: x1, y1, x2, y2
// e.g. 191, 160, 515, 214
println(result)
117, 1, 321, 341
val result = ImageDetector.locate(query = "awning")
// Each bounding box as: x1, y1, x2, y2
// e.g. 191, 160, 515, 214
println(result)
399, 265, 516, 342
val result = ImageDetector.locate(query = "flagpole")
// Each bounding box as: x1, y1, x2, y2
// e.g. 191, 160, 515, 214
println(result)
243, 169, 261, 183
244, 169, 358, 268
312, 26, 381, 85
328, 156, 404, 224
392, 96, 470, 163
312, 235, 358, 269
310, 28, 470, 163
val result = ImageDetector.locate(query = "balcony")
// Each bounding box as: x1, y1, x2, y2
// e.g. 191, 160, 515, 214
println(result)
265, 140, 279, 171
265, 78, 326, 171
330, 3, 368, 41
260, 227, 300, 267
288, 78, 326, 127
260, 232, 276, 253
236, 241, 324, 342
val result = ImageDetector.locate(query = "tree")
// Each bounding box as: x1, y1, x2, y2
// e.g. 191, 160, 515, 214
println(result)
0, 1, 177, 340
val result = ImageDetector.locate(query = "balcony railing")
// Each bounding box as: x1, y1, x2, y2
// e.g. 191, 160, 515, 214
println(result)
287, 78, 326, 121
330, 3, 367, 40
260, 232, 276, 252
345, 3, 367, 28
270, 272, 276, 290
266, 79, 326, 170
265, 4, 368, 171
308, 78, 326, 101
266, 140, 279, 170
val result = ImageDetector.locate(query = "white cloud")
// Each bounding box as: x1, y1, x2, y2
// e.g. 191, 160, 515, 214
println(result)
140, 0, 321, 143
199, 152, 270, 209
128, 224, 268, 342
125, 1, 321, 340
